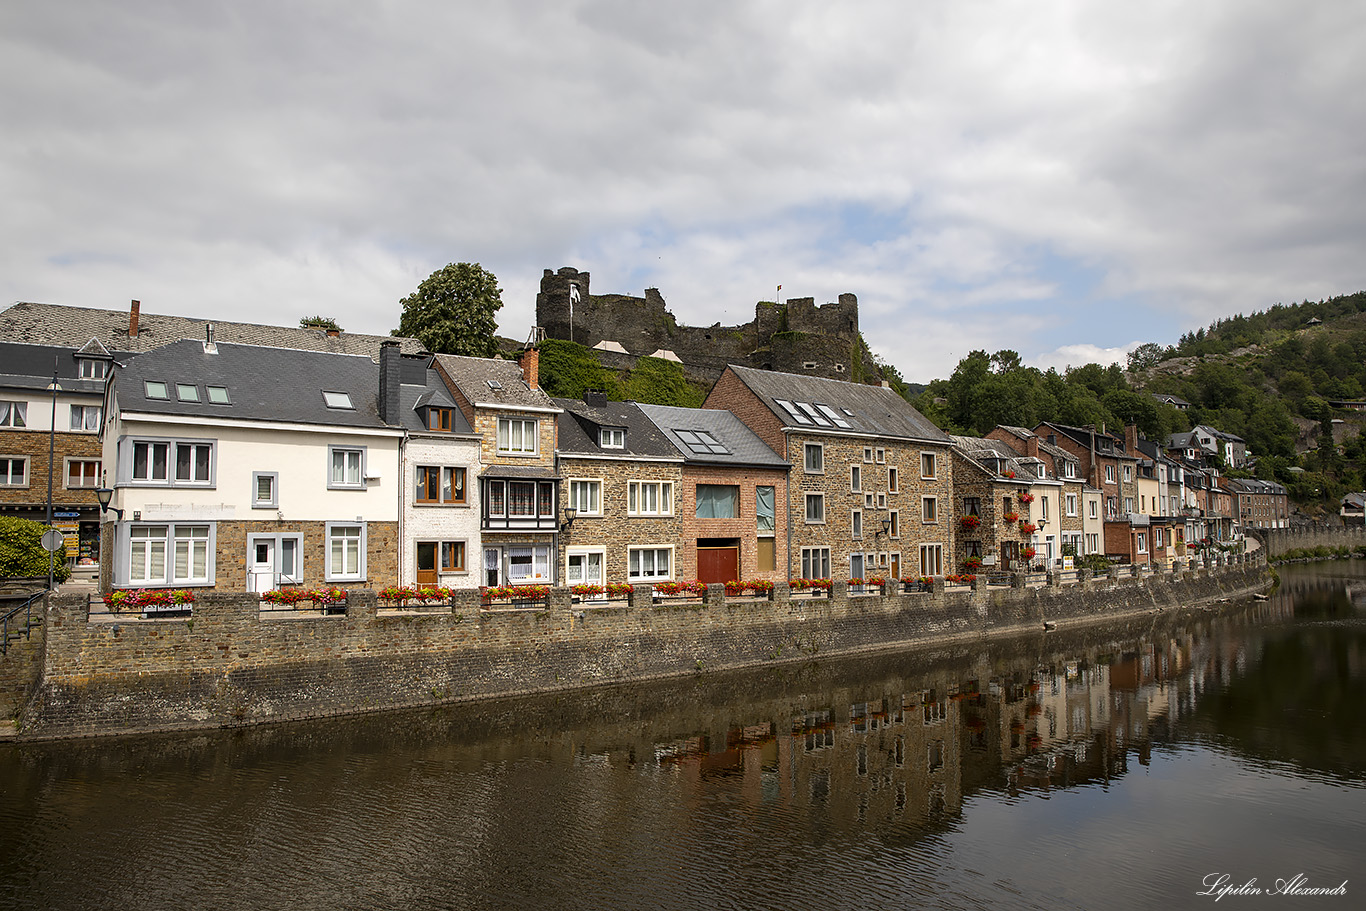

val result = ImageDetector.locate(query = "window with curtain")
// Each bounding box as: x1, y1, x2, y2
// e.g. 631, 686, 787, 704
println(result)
695, 484, 739, 518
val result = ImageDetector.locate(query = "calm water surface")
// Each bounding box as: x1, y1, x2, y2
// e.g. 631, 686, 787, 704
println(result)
3, 563, 1364, 910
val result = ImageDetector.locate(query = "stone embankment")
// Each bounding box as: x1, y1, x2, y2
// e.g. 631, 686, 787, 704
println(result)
1252, 525, 1366, 559
8, 555, 1270, 741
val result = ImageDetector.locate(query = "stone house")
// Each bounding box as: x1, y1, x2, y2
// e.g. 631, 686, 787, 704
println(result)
0, 339, 128, 572
553, 393, 684, 590
986, 425, 1087, 562
704, 365, 954, 582
638, 402, 790, 584
433, 349, 563, 587
99, 338, 407, 593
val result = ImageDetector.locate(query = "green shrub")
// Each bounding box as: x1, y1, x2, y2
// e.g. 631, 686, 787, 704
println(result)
0, 516, 72, 583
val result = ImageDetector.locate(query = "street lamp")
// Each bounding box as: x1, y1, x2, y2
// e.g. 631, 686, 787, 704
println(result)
45, 363, 61, 591
560, 505, 578, 534
94, 486, 124, 521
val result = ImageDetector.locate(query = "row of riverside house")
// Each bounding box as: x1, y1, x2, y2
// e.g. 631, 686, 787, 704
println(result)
1, 299, 1285, 594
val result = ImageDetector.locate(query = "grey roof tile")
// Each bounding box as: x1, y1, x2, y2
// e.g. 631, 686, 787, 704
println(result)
639, 403, 790, 468
554, 398, 680, 459
434, 353, 559, 412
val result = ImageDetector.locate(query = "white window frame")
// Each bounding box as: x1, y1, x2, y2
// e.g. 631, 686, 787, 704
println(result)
0, 456, 29, 487
1105, 465, 1115, 484
568, 478, 602, 516
919, 544, 943, 576
599, 428, 625, 449
328, 445, 366, 490
1089, 500, 1098, 519
627, 545, 673, 582
851, 508, 863, 540
801, 546, 831, 580
627, 480, 673, 516
77, 358, 107, 379
804, 442, 824, 474
863, 447, 874, 463
64, 458, 99, 489
805, 492, 825, 524
325, 522, 366, 582
125, 437, 217, 488
69, 403, 101, 432
0, 401, 26, 428
1066, 493, 1078, 517
122, 522, 216, 587
497, 417, 539, 455
1136, 532, 1147, 554
565, 546, 607, 589
876, 448, 886, 464
1124, 465, 1133, 483
252, 471, 278, 508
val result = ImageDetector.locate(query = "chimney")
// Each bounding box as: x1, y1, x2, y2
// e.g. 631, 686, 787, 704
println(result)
379, 340, 401, 424
1025, 435, 1041, 459
203, 323, 217, 354
520, 347, 539, 390
326, 328, 340, 338
584, 390, 607, 408
1124, 422, 1139, 453
129, 300, 141, 337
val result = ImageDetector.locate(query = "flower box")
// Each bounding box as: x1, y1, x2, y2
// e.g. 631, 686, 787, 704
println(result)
105, 588, 196, 615
651, 580, 707, 599
1020, 522, 1038, 535
482, 584, 550, 607
1018, 492, 1035, 504
1003, 511, 1020, 524
959, 515, 982, 530
723, 579, 775, 599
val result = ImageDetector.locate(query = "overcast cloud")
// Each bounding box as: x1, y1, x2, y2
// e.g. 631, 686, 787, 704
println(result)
3, 0, 1363, 382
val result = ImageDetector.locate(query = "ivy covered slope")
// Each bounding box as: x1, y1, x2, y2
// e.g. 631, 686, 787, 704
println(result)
910, 291, 1366, 513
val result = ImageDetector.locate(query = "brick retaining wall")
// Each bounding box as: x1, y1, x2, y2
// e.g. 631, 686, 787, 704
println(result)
13, 555, 1271, 740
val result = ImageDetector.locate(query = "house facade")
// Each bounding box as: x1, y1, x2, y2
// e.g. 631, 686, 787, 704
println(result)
434, 350, 563, 587
705, 365, 954, 581
99, 339, 404, 593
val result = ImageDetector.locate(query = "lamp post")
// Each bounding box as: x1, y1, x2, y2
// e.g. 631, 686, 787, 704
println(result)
45, 363, 61, 591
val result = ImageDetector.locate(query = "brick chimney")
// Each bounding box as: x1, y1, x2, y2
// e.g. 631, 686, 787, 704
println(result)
129, 300, 141, 337
1124, 422, 1140, 453
379, 340, 401, 424
519, 347, 539, 390
1025, 434, 1041, 460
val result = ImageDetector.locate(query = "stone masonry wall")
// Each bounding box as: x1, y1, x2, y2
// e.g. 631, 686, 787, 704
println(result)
14, 555, 1271, 740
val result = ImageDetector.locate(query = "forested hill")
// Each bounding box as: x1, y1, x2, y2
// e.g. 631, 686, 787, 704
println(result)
910, 291, 1366, 510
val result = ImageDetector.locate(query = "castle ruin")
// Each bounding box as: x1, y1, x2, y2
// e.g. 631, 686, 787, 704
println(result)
534, 266, 884, 385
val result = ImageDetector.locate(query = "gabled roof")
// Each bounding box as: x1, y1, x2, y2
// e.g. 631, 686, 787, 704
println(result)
639, 403, 790, 468
993, 424, 1082, 466
721, 365, 949, 443
0, 301, 425, 358
434, 353, 559, 413
0, 340, 136, 394
114, 339, 394, 430
554, 397, 679, 459
950, 434, 1048, 482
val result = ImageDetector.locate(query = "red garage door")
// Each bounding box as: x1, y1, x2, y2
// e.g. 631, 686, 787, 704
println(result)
697, 544, 740, 585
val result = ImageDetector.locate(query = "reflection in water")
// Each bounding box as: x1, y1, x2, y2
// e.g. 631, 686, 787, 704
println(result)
2, 564, 1365, 911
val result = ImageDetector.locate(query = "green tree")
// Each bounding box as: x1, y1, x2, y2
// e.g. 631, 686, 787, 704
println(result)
623, 357, 704, 407
396, 262, 503, 357
535, 340, 623, 400
0, 517, 71, 583
299, 315, 342, 331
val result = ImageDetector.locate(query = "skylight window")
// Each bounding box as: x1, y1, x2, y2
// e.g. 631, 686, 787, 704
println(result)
206, 385, 231, 404
487, 380, 503, 390
144, 381, 168, 400
816, 404, 852, 428
774, 399, 812, 425
176, 383, 199, 402
796, 402, 832, 426
322, 391, 354, 409
675, 429, 729, 455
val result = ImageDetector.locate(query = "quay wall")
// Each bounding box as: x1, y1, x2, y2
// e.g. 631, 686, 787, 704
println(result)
14, 556, 1271, 741
1254, 525, 1366, 558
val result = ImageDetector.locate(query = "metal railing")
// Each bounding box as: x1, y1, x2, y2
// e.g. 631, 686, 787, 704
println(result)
2, 591, 45, 656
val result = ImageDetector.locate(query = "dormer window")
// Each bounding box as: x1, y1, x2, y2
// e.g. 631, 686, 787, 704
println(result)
77, 358, 108, 379
428, 408, 454, 432
599, 428, 625, 449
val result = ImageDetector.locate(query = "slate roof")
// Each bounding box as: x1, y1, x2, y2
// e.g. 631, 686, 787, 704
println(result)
638, 403, 790, 468
434, 353, 559, 412
0, 340, 136, 394
721, 365, 950, 444
993, 424, 1082, 466
114, 339, 395, 430
554, 397, 680, 459
950, 434, 1049, 481
400, 365, 475, 436
0, 301, 425, 358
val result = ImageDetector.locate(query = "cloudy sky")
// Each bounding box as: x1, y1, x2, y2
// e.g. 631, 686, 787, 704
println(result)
3, 1, 1364, 383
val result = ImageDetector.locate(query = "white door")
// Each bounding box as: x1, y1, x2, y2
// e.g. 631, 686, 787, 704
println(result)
249, 539, 275, 593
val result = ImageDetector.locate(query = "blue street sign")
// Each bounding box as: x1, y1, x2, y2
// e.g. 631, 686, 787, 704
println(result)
53, 512, 81, 518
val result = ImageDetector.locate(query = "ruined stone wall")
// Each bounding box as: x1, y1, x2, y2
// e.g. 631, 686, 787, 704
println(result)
535, 267, 875, 384
15, 555, 1269, 740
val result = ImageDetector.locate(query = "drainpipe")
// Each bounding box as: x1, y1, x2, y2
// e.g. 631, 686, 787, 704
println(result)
397, 429, 408, 586
785, 432, 793, 582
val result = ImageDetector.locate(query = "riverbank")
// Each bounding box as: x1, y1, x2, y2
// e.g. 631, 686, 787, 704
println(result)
7, 557, 1271, 742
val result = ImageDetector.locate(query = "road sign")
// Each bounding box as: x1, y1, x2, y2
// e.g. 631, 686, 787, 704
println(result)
53, 511, 80, 518
41, 529, 65, 552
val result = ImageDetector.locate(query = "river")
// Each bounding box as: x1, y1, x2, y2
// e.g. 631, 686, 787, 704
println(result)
2, 562, 1363, 910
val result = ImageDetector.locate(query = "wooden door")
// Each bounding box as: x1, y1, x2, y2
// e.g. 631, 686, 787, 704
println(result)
416, 542, 438, 585
697, 546, 740, 585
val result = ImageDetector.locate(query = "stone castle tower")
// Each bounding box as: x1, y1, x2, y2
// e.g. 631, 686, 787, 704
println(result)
534, 266, 877, 385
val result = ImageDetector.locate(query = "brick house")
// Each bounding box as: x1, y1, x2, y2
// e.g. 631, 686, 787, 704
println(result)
986, 425, 1088, 562
638, 402, 790, 584
0, 339, 128, 573
704, 365, 954, 582
99, 338, 407, 593
433, 349, 563, 587
553, 393, 683, 590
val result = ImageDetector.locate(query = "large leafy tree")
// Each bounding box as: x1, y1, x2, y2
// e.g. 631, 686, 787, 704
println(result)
396, 262, 503, 357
